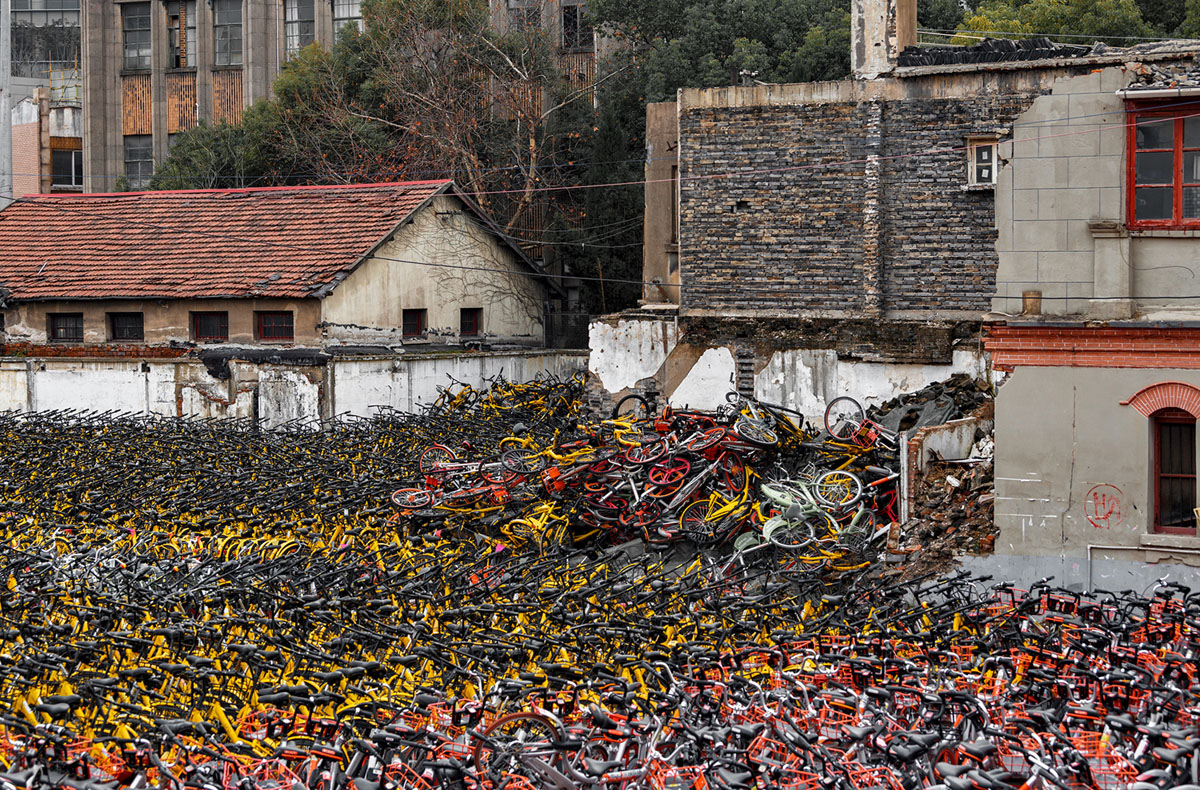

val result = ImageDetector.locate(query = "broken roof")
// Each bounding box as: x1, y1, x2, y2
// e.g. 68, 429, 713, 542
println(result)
0, 180, 559, 301
899, 37, 1200, 72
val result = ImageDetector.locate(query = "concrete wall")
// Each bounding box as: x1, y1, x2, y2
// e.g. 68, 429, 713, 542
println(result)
588, 312, 986, 416
991, 365, 1200, 589
0, 350, 587, 422
993, 64, 1200, 321
2, 298, 323, 346
321, 195, 546, 347
642, 102, 680, 305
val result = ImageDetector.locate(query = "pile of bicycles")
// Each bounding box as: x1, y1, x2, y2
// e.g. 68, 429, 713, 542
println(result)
0, 375, 1194, 790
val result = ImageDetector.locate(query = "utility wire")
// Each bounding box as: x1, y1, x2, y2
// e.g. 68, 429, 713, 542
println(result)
4, 108, 1200, 300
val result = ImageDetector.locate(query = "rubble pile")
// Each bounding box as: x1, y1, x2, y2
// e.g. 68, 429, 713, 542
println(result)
871, 372, 992, 432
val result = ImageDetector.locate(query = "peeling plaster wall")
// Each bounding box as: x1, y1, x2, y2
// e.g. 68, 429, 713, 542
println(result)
587, 315, 986, 417
588, 315, 678, 393
0, 351, 587, 423
330, 351, 588, 416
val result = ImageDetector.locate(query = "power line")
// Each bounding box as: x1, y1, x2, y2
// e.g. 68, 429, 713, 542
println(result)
3, 107, 1200, 298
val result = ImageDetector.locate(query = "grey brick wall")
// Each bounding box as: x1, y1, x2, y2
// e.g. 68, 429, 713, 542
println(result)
678, 94, 1043, 316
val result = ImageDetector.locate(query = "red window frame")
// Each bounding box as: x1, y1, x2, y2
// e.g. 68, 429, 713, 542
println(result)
1127, 102, 1200, 229
191, 311, 229, 342
1153, 407, 1197, 535
255, 311, 294, 342
402, 309, 426, 338
460, 307, 482, 337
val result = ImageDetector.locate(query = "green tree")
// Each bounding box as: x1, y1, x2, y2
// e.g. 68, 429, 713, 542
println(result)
960, 0, 1152, 43
1181, 0, 1200, 37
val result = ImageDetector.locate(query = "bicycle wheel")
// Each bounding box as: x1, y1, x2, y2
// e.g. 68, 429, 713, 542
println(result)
733, 418, 778, 447
814, 470, 863, 507
763, 517, 812, 551
392, 488, 434, 509
824, 396, 865, 441
611, 394, 652, 420
472, 712, 560, 780
419, 444, 456, 474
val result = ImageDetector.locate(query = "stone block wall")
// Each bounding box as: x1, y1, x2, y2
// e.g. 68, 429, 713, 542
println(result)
677, 92, 1043, 317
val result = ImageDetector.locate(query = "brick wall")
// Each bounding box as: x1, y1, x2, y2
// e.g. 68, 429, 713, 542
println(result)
11, 122, 41, 197
0, 342, 189, 358
678, 93, 1043, 317
985, 325, 1200, 370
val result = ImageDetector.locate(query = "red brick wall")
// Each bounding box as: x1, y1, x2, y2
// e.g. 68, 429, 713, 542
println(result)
985, 325, 1200, 370
11, 122, 41, 197
0, 342, 189, 359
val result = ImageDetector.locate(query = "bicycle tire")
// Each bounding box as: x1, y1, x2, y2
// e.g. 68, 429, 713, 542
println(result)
732, 418, 778, 447
814, 470, 863, 508
472, 712, 561, 780
824, 396, 865, 441
419, 444, 457, 474
611, 394, 652, 420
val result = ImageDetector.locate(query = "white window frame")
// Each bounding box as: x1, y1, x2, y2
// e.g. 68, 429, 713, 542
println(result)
967, 135, 999, 188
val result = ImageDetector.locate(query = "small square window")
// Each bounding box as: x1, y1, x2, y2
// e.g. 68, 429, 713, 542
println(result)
48, 313, 83, 342
967, 138, 999, 186
192, 311, 229, 342
256, 311, 294, 342
460, 308, 482, 337
402, 309, 427, 338
108, 312, 144, 341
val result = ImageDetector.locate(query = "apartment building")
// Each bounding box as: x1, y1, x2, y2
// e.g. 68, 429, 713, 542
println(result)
81, 0, 362, 192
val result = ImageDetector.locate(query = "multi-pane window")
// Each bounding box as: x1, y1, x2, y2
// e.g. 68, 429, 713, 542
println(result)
1129, 107, 1200, 227
11, 0, 81, 81
507, 0, 540, 31
51, 149, 83, 189
460, 308, 482, 337
108, 313, 144, 341
214, 0, 243, 67
47, 313, 83, 342
332, 0, 362, 38
192, 312, 229, 342
284, 0, 316, 57
1155, 409, 1197, 535
167, 1, 197, 69
124, 135, 153, 190
122, 2, 151, 71
967, 138, 998, 186
256, 311, 295, 342
12, 0, 80, 26
402, 309, 427, 338
561, 2, 592, 50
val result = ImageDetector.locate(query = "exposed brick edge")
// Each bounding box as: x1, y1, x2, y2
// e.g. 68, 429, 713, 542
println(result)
0, 343, 189, 359
1119, 381, 1200, 418
983, 326, 1200, 371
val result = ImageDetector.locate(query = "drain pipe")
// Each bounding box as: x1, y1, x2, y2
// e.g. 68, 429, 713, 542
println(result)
1088, 543, 1200, 590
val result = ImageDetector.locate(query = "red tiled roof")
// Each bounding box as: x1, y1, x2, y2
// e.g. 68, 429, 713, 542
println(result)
0, 181, 453, 301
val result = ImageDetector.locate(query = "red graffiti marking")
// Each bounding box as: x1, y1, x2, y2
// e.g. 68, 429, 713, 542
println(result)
1085, 484, 1124, 529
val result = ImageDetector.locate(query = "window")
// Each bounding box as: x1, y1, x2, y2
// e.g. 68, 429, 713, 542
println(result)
51, 149, 83, 190
561, 2, 592, 51
284, 0, 316, 57
124, 135, 153, 190
122, 2, 151, 71
1128, 105, 1200, 228
507, 0, 540, 31
1154, 409, 1197, 535
108, 312, 144, 341
460, 308, 482, 337
47, 313, 83, 342
167, 1, 197, 69
192, 312, 229, 342
402, 309, 427, 338
332, 0, 362, 38
967, 137, 998, 186
256, 311, 294, 342
213, 0, 243, 67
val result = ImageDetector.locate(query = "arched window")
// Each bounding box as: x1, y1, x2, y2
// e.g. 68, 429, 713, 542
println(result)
1152, 408, 1197, 535
1122, 382, 1200, 535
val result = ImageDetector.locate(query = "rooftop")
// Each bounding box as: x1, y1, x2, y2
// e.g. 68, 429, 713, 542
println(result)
0, 181, 454, 301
